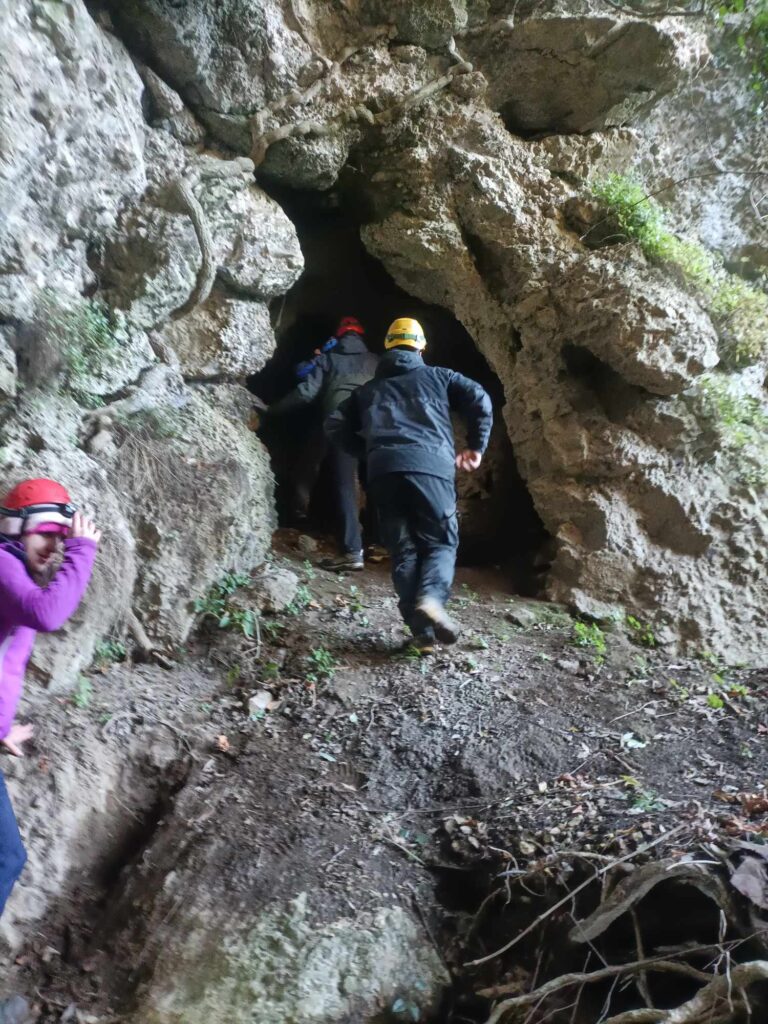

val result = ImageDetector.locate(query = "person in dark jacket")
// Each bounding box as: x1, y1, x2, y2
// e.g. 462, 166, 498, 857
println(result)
326, 317, 492, 652
263, 317, 379, 571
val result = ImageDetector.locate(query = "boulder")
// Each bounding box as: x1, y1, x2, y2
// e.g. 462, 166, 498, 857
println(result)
244, 564, 299, 614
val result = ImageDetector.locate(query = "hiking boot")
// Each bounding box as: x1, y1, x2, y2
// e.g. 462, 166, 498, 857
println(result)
0, 997, 32, 1024
410, 633, 436, 655
318, 550, 364, 573
365, 544, 388, 564
415, 597, 460, 644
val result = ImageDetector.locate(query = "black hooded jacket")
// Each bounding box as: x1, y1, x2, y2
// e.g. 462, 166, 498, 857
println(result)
325, 349, 493, 482
267, 331, 379, 419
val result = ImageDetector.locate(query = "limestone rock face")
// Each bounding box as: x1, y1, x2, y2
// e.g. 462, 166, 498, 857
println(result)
0, 0, 146, 318
551, 254, 719, 395
158, 291, 276, 381
464, 13, 702, 134
112, 384, 275, 644
358, 95, 767, 660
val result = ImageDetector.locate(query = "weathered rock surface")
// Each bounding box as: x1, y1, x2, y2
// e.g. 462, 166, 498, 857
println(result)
0, 0, 146, 318
158, 290, 275, 380
107, 383, 275, 644
463, 13, 702, 134
98, 730, 448, 1024
358, 92, 767, 659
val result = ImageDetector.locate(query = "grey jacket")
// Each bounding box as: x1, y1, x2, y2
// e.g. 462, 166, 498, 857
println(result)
268, 332, 379, 419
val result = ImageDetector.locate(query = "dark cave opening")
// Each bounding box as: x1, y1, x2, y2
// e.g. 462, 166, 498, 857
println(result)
248, 185, 549, 592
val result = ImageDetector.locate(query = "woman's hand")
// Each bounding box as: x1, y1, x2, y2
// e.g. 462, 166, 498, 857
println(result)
70, 511, 102, 544
1, 722, 34, 757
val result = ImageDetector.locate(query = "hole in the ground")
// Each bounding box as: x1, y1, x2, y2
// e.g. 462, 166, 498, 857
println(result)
249, 186, 550, 591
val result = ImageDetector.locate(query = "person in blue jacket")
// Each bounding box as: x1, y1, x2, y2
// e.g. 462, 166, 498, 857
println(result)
262, 317, 378, 571
325, 317, 492, 652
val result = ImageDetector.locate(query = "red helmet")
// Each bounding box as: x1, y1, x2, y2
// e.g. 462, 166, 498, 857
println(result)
336, 316, 364, 336
0, 479, 76, 537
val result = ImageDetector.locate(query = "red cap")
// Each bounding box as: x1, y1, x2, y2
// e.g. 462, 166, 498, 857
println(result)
337, 316, 364, 336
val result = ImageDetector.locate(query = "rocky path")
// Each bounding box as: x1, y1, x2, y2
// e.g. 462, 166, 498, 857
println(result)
4, 529, 767, 1022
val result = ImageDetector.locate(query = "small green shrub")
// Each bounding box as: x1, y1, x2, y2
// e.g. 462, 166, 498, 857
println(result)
286, 583, 313, 615
306, 646, 337, 682
195, 572, 257, 638
72, 675, 93, 709
572, 621, 607, 659
626, 615, 656, 649
696, 375, 768, 485
590, 174, 768, 367
94, 638, 127, 664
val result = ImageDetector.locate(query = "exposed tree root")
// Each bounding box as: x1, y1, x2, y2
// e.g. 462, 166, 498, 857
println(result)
483, 958, 768, 1024
168, 177, 216, 319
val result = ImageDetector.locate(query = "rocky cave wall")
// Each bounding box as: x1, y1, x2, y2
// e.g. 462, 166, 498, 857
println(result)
1, 0, 766, 694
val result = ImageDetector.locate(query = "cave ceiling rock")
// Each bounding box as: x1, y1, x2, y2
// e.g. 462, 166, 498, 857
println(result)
0, 0, 147, 319
122, 384, 275, 645
461, 11, 707, 134
192, 153, 304, 298
361, 0, 469, 48
157, 290, 276, 381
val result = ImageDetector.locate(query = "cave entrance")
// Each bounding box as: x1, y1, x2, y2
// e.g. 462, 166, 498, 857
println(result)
249, 186, 548, 593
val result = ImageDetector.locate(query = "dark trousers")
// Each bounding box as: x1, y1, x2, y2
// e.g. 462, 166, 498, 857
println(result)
327, 445, 363, 554
0, 772, 26, 917
369, 472, 459, 636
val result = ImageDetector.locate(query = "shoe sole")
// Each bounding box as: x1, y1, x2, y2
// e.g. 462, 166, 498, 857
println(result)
416, 599, 460, 644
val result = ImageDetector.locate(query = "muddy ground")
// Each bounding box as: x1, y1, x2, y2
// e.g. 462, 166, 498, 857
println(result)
3, 529, 768, 1022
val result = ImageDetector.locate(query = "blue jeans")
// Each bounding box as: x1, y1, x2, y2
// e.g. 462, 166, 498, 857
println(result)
0, 771, 26, 917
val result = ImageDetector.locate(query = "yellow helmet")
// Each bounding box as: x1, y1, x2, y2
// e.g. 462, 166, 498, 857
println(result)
385, 317, 426, 351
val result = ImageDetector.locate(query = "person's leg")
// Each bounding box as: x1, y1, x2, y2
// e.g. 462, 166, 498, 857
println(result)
369, 476, 426, 639
292, 425, 326, 523
329, 446, 363, 555
408, 475, 461, 643
0, 772, 26, 918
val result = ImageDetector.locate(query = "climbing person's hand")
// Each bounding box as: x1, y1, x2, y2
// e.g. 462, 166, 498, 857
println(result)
1, 722, 34, 757
456, 449, 482, 472
70, 511, 102, 545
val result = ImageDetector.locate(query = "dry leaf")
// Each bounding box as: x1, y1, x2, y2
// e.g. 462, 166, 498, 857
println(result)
215, 735, 230, 753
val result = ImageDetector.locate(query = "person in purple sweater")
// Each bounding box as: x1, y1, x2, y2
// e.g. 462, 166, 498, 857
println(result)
0, 478, 99, 1023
